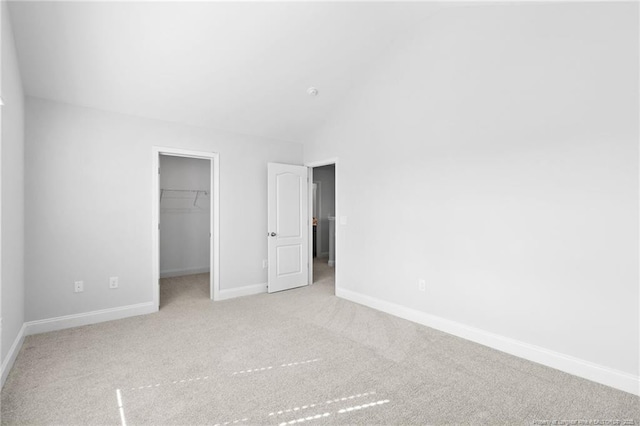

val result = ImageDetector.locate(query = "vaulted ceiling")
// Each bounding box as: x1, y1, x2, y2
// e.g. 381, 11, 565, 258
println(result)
8, 1, 453, 143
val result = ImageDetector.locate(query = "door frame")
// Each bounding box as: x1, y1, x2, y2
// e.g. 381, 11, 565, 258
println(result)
312, 181, 322, 258
305, 158, 338, 288
152, 147, 220, 309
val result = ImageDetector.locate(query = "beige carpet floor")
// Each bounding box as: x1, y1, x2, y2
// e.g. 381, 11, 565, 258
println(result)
2, 259, 638, 425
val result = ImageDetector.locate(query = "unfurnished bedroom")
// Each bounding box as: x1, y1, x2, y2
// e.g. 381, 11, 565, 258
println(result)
0, 1, 638, 424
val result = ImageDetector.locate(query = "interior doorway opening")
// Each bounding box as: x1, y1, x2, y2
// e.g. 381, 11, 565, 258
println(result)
152, 147, 220, 311
159, 155, 211, 307
309, 163, 336, 290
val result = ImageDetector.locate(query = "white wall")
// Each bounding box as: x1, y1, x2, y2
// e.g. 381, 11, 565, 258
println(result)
160, 155, 210, 277
304, 3, 639, 388
313, 164, 335, 257
1, 0, 25, 378
25, 97, 303, 321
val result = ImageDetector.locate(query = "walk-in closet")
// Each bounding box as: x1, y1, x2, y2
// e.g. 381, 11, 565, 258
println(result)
159, 155, 211, 306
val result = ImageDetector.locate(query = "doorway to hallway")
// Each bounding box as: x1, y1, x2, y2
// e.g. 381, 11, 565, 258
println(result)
310, 163, 336, 288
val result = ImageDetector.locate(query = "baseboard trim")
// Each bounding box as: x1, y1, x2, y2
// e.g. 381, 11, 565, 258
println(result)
24, 302, 157, 336
218, 283, 267, 301
336, 287, 640, 396
160, 267, 210, 278
1, 323, 26, 387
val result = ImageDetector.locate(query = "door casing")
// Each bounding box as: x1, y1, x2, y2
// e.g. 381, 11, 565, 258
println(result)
152, 147, 220, 309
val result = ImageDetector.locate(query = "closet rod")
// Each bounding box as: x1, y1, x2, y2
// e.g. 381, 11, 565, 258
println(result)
160, 189, 209, 203
160, 189, 208, 192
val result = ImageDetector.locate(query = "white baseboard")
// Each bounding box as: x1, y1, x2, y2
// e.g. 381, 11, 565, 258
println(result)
328, 260, 335, 267
336, 287, 640, 396
24, 302, 157, 336
2, 302, 156, 388
218, 283, 267, 301
1, 323, 26, 387
160, 267, 210, 278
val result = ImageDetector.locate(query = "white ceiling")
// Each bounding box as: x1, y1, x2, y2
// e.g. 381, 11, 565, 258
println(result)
9, 1, 450, 143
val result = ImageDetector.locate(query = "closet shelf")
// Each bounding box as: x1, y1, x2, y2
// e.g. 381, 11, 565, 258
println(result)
160, 189, 209, 206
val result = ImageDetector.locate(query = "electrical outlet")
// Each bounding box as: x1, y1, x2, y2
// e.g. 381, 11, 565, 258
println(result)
74, 281, 84, 293
418, 279, 426, 292
109, 276, 119, 289
262, 259, 268, 269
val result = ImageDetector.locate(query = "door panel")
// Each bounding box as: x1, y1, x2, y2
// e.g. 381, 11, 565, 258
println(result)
276, 245, 301, 276
268, 163, 308, 293
277, 172, 301, 237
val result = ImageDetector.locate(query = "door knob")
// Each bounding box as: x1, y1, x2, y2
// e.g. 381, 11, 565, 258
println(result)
270, 232, 277, 237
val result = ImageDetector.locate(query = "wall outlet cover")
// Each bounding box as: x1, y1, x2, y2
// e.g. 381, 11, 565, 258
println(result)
109, 277, 119, 289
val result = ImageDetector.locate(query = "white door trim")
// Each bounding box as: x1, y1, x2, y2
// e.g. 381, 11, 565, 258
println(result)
152, 146, 221, 310
305, 158, 338, 289
313, 181, 322, 259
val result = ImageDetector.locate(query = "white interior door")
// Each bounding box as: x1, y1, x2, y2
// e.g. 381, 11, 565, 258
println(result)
268, 163, 309, 293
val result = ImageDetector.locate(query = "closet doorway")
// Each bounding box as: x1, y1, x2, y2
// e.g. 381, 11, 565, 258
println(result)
151, 147, 220, 310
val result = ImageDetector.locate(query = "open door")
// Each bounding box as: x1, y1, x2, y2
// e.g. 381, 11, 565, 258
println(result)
267, 163, 309, 293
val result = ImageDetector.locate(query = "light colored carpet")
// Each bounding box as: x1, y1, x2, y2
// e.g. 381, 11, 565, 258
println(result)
312, 257, 334, 286
2, 263, 638, 425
